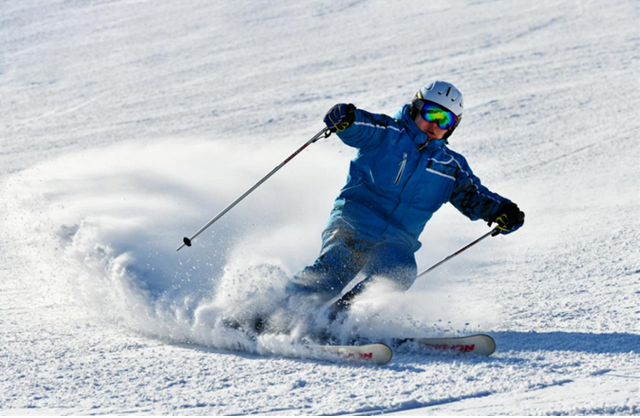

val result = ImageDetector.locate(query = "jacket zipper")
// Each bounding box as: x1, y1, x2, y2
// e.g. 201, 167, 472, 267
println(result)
394, 153, 408, 185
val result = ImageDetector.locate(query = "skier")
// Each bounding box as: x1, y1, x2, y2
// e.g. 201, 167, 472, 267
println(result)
283, 80, 525, 322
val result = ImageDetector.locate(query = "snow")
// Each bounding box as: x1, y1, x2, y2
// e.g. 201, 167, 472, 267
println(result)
1, 0, 639, 415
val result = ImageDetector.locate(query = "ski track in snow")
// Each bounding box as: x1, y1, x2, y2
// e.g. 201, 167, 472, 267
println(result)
1, 0, 639, 415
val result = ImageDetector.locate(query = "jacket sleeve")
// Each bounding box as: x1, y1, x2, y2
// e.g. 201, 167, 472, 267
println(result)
449, 152, 508, 222
335, 109, 400, 152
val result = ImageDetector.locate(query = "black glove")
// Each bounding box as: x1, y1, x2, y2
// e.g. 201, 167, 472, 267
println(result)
324, 103, 356, 132
488, 202, 525, 235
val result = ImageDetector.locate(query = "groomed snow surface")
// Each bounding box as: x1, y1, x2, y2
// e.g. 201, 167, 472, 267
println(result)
1, 0, 639, 415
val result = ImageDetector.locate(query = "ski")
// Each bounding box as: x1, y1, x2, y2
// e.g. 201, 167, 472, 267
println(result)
221, 318, 394, 365
390, 334, 496, 356
307, 343, 393, 365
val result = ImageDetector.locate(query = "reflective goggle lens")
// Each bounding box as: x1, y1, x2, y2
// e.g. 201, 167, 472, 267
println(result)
420, 102, 457, 130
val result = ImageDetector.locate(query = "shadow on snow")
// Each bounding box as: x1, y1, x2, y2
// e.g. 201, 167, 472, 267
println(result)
492, 331, 640, 354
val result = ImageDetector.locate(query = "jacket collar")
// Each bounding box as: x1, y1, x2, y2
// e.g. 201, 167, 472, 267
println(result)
399, 104, 446, 152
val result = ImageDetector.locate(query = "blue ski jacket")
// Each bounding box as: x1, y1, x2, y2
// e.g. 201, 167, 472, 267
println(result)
326, 104, 509, 251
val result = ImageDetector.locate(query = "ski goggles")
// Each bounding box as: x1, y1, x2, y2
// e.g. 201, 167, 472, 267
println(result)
419, 101, 458, 130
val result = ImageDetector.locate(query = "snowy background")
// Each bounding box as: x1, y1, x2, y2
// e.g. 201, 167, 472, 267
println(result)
1, 0, 639, 415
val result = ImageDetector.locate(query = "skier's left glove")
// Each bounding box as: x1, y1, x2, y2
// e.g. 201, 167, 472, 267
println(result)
489, 202, 525, 235
324, 103, 356, 132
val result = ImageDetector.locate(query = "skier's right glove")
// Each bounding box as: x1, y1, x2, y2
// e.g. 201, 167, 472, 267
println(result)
324, 103, 356, 132
488, 202, 525, 235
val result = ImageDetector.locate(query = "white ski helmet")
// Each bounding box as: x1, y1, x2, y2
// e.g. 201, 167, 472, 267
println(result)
411, 80, 464, 139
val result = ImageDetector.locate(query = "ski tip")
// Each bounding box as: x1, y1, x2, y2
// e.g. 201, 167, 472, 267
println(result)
482, 334, 497, 356
393, 334, 497, 357
310, 343, 393, 366
461, 334, 497, 356
360, 343, 393, 365
379, 343, 393, 365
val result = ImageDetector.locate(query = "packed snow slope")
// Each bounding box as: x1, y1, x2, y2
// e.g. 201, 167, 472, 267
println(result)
1, 0, 639, 415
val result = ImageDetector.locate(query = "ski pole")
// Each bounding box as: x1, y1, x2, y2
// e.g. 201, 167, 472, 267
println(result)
328, 228, 500, 316
176, 127, 332, 251
416, 227, 500, 279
